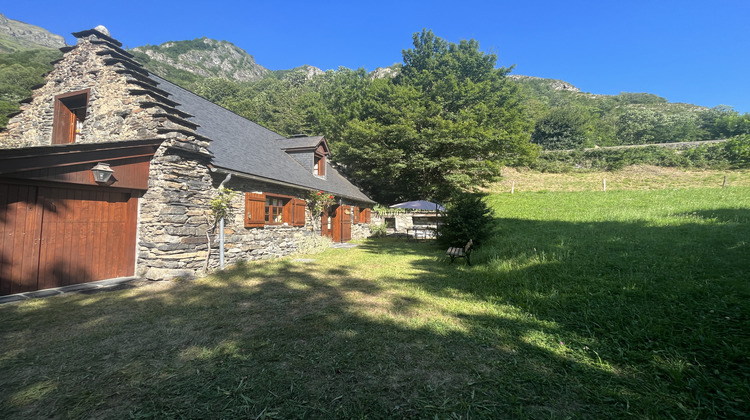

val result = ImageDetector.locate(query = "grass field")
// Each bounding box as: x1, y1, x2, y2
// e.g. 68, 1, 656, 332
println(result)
1, 169, 748, 418
493, 165, 750, 193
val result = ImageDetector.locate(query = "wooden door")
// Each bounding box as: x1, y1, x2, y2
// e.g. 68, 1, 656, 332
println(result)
326, 205, 352, 243
340, 205, 352, 242
0, 183, 43, 295
0, 182, 138, 295
321, 207, 332, 240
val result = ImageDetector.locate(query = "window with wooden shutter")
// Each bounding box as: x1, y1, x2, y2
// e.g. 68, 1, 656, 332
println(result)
245, 193, 265, 227
52, 89, 89, 144
246, 193, 307, 227
352, 207, 360, 224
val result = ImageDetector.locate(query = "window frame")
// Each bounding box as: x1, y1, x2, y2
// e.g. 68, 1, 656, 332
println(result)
51, 89, 90, 145
265, 195, 287, 224
313, 153, 326, 177
245, 192, 306, 228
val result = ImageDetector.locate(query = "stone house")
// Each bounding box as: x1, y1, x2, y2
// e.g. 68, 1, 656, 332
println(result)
0, 26, 375, 296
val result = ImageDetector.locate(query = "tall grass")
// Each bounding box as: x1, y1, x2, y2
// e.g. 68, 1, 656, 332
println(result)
0, 184, 748, 418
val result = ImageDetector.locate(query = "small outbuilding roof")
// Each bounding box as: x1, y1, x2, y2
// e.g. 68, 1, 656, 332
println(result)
390, 200, 444, 211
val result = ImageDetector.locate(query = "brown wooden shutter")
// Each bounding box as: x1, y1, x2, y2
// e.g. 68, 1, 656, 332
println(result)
362, 208, 371, 223
321, 208, 330, 237
292, 198, 306, 227
52, 99, 74, 144
353, 206, 360, 224
282, 199, 292, 224
245, 192, 265, 227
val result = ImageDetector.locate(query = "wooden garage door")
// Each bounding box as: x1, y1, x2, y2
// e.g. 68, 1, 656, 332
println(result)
0, 182, 137, 296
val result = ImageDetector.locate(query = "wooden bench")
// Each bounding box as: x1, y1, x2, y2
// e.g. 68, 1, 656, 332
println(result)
446, 239, 473, 265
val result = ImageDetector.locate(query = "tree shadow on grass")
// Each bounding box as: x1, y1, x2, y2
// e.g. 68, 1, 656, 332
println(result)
0, 216, 748, 418
402, 209, 750, 417
686, 208, 750, 224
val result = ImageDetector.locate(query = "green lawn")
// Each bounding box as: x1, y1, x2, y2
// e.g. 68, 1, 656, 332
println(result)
1, 185, 748, 418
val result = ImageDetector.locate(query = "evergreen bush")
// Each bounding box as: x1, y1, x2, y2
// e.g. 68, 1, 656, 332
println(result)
437, 193, 495, 248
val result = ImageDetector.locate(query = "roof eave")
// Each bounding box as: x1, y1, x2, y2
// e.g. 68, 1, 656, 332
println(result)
209, 165, 375, 204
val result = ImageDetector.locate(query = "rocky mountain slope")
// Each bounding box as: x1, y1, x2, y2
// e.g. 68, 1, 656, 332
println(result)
0, 13, 66, 52
131, 38, 269, 82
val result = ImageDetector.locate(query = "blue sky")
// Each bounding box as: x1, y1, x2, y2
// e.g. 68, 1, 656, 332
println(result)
4, 1, 749, 113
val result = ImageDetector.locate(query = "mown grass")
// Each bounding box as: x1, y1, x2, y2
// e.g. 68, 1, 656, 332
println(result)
1, 179, 748, 418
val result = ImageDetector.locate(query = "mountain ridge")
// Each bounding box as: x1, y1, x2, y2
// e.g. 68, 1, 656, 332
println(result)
0, 12, 66, 52
131, 38, 269, 82
0, 13, 688, 108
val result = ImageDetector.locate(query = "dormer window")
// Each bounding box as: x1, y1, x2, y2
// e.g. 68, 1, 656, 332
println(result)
52, 89, 90, 144
314, 153, 326, 177
278, 135, 330, 179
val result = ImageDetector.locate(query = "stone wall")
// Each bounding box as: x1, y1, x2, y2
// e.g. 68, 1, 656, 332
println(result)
138, 151, 314, 281
371, 212, 440, 236
137, 146, 215, 280
0, 34, 198, 150
139, 165, 374, 280
221, 177, 318, 265
351, 220, 371, 240
219, 178, 373, 263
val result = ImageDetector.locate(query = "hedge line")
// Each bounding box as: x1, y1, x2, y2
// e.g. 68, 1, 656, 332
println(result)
530, 135, 750, 172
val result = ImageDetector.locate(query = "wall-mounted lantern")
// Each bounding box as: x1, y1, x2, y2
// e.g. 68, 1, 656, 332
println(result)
91, 162, 114, 184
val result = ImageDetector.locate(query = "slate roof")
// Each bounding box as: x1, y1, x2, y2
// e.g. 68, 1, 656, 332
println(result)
151, 75, 374, 204
277, 136, 327, 152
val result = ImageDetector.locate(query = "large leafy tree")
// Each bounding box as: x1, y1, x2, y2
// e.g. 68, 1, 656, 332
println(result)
531, 106, 593, 150
711, 108, 750, 138
334, 29, 536, 203
296, 67, 373, 142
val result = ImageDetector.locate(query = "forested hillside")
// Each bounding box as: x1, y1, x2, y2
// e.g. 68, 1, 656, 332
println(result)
514, 76, 750, 149
129, 37, 750, 154
0, 12, 65, 52
181, 30, 538, 202
0, 48, 60, 128
0, 13, 63, 127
